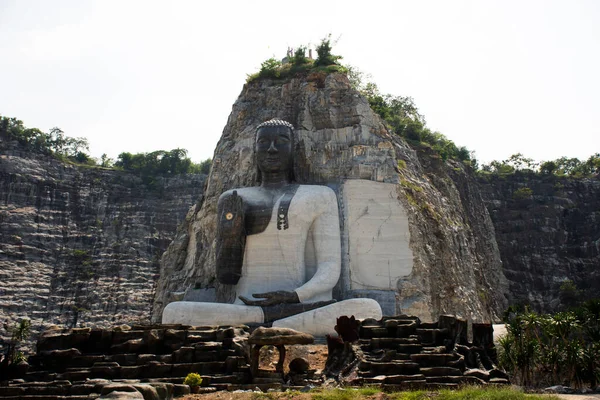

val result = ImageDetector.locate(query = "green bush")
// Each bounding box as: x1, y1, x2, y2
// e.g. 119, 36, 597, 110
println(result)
499, 302, 600, 388
513, 187, 533, 199
183, 372, 202, 387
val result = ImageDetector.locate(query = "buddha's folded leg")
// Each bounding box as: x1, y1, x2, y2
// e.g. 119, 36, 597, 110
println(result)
272, 298, 382, 336
162, 301, 264, 326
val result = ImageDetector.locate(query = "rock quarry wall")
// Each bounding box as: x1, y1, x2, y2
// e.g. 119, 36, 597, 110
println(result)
479, 173, 600, 312
4, 74, 597, 344
0, 141, 205, 345
152, 73, 509, 323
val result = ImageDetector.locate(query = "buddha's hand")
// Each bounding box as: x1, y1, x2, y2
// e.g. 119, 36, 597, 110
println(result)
239, 291, 300, 306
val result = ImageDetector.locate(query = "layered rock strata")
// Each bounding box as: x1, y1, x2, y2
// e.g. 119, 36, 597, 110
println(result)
152, 72, 509, 323
0, 143, 205, 346
479, 173, 600, 312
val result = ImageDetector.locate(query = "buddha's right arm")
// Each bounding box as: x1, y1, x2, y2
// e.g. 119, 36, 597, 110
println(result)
215, 190, 246, 285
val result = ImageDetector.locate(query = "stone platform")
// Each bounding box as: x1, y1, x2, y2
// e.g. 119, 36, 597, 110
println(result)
0, 324, 252, 399
0, 315, 508, 398
335, 315, 509, 389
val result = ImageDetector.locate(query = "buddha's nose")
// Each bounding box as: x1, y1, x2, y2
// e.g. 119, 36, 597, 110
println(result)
267, 141, 277, 153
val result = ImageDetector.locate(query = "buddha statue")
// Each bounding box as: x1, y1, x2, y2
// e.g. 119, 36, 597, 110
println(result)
162, 119, 382, 335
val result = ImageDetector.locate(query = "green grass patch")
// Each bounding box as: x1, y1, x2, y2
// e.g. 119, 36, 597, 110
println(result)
296, 387, 562, 400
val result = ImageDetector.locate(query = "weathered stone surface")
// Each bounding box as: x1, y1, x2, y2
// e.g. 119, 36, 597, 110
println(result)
248, 327, 313, 346
152, 72, 508, 324
0, 143, 205, 349
479, 173, 600, 312
343, 180, 413, 295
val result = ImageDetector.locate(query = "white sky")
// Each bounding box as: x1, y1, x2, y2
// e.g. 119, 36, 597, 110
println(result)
1, 0, 599, 165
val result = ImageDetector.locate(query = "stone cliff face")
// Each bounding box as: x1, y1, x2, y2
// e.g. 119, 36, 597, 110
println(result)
152, 73, 509, 323
479, 173, 600, 312
0, 142, 205, 345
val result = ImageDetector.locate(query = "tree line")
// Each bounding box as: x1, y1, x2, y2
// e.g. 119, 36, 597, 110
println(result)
480, 152, 600, 178
0, 115, 211, 176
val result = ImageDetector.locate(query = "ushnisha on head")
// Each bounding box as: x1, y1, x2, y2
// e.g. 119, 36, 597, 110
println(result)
255, 119, 295, 184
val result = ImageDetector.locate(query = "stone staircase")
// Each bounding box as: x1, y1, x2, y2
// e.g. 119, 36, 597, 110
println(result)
348, 315, 509, 389
0, 324, 252, 399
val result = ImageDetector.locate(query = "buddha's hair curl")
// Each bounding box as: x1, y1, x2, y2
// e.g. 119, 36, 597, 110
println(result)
256, 119, 295, 132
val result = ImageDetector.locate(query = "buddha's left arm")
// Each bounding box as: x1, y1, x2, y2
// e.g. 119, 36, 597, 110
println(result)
294, 188, 341, 303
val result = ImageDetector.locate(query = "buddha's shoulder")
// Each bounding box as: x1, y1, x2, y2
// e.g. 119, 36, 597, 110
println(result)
218, 187, 261, 202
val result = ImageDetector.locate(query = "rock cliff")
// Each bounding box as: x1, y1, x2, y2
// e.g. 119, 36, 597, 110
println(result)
0, 141, 205, 345
152, 73, 509, 323
479, 173, 600, 312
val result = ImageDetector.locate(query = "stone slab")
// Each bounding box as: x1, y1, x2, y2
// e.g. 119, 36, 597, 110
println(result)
343, 180, 413, 291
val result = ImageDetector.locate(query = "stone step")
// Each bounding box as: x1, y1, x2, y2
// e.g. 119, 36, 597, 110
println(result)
410, 353, 460, 367
416, 328, 450, 345
420, 367, 463, 377
359, 361, 420, 376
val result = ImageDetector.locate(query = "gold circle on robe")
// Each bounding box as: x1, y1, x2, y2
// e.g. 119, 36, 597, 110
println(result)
225, 212, 234, 220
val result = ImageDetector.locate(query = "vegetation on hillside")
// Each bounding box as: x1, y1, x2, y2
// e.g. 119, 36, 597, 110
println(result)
480, 152, 600, 178
247, 35, 348, 83
0, 115, 211, 177
248, 37, 474, 166
498, 298, 600, 388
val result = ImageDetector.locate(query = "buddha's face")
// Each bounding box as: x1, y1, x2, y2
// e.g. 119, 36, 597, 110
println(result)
255, 126, 292, 175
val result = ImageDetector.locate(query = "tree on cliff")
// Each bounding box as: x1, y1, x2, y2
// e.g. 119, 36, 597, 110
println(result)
0, 115, 91, 163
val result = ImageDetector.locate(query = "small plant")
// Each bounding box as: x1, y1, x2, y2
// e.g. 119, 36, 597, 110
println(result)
183, 372, 202, 387
513, 187, 533, 199
258, 58, 282, 79
0, 319, 31, 377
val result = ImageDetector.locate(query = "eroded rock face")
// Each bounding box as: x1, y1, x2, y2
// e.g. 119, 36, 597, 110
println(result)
152, 73, 509, 323
479, 173, 600, 312
0, 144, 205, 345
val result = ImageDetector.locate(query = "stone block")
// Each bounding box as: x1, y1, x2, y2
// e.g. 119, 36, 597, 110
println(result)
113, 330, 146, 344
60, 368, 91, 381
170, 363, 193, 377
136, 354, 157, 365
410, 353, 459, 367
147, 383, 173, 400
172, 346, 194, 363
194, 350, 219, 362
420, 367, 463, 377
131, 384, 160, 400
172, 384, 190, 397
369, 361, 420, 375
70, 355, 105, 368
194, 341, 222, 351
120, 366, 142, 379
141, 362, 172, 379
87, 329, 114, 353
163, 329, 187, 348
107, 354, 138, 366
111, 339, 144, 354
69, 384, 97, 395
384, 374, 426, 384
185, 330, 216, 343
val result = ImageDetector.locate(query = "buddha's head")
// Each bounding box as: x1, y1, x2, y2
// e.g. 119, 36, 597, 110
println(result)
255, 119, 295, 183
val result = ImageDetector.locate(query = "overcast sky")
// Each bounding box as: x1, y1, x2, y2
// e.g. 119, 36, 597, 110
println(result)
1, 0, 599, 165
